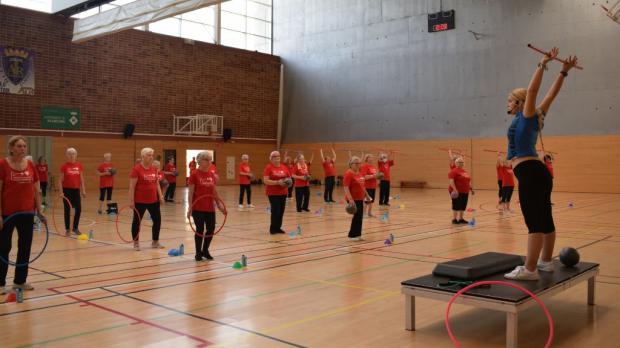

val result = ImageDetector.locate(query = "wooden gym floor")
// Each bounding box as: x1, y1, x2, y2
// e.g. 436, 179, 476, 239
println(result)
1, 186, 619, 347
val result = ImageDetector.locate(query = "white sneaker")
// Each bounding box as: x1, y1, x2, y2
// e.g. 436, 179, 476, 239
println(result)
537, 259, 555, 272
248, 204, 255, 208
238, 204, 244, 209
504, 266, 539, 280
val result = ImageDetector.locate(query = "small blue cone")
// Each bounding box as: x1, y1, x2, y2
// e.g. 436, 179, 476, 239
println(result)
384, 239, 392, 246
289, 231, 297, 238
168, 249, 180, 256
316, 191, 322, 196
469, 218, 476, 227
380, 213, 389, 222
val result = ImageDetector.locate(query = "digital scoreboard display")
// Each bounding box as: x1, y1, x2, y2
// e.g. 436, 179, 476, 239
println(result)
428, 10, 455, 33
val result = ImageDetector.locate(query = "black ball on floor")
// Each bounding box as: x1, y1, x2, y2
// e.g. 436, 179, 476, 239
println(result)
559, 247, 580, 267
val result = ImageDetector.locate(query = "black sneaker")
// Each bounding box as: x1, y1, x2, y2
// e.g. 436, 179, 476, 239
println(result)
452, 219, 459, 224
458, 219, 469, 224
278, 229, 286, 234
302, 209, 310, 212
385, 203, 391, 206
202, 251, 213, 260
195, 254, 203, 261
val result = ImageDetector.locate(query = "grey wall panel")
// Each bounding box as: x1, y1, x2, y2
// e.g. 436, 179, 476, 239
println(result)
274, 0, 620, 143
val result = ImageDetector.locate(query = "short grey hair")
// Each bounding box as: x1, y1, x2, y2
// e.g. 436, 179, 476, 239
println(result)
66, 147, 77, 155
197, 151, 212, 162
241, 154, 249, 160
140, 147, 154, 157
153, 160, 161, 168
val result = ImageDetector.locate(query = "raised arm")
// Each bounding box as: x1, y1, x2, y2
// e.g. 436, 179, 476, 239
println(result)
331, 148, 336, 161
524, 47, 558, 118
320, 148, 325, 162
538, 55, 578, 116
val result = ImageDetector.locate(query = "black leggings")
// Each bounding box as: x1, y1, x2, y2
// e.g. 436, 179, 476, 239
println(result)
164, 183, 176, 200
99, 187, 113, 201
0, 213, 34, 286
295, 186, 310, 211
497, 180, 503, 199
501, 186, 514, 203
324, 176, 335, 202
513, 160, 555, 234
132, 202, 161, 241
268, 195, 287, 233
63, 188, 81, 231
40, 182, 47, 198
192, 211, 215, 255
348, 200, 364, 238
287, 179, 294, 198
239, 184, 252, 204
379, 180, 390, 204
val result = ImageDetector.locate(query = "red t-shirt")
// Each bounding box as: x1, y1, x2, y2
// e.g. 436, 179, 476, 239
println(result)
343, 169, 366, 201
0, 159, 38, 215
293, 163, 310, 187
189, 161, 197, 171
360, 163, 378, 189
449, 162, 456, 170
60, 162, 83, 189
164, 163, 177, 184
130, 164, 159, 204
263, 163, 290, 196
189, 170, 216, 212
322, 160, 336, 177
378, 160, 394, 180
448, 167, 471, 194
501, 165, 515, 187
98, 162, 114, 188
239, 163, 251, 185
36, 164, 48, 183
496, 164, 503, 180
545, 160, 554, 179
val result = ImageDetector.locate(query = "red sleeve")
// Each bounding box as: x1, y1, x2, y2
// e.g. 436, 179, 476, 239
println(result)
448, 169, 457, 179
343, 171, 353, 187
188, 172, 195, 185
130, 165, 139, 178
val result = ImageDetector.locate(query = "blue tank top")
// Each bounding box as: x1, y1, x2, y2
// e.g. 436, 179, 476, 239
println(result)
507, 111, 541, 160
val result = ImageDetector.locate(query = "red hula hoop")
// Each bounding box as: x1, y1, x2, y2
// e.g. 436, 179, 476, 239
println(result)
445, 280, 554, 348
115, 205, 142, 243
187, 194, 228, 238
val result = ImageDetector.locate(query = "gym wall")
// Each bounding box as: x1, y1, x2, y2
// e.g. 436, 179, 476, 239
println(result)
274, 0, 620, 143
0, 5, 281, 140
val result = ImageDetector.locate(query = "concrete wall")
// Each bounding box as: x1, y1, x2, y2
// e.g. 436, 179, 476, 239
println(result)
274, 0, 620, 143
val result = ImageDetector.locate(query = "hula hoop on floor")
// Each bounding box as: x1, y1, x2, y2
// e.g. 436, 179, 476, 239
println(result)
50, 195, 73, 236
445, 280, 554, 348
115, 205, 142, 243
187, 194, 228, 238
0, 211, 49, 267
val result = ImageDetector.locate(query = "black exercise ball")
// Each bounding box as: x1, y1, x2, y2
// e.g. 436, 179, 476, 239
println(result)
559, 247, 580, 267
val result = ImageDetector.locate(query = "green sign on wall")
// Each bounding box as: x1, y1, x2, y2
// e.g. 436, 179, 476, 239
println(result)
41, 107, 81, 130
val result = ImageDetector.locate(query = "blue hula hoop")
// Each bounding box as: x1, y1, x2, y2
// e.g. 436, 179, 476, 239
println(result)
0, 211, 49, 267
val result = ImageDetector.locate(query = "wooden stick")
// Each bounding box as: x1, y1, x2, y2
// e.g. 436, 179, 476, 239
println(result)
527, 44, 583, 70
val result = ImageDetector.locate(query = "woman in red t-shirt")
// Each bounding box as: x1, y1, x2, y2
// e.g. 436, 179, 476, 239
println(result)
292, 154, 312, 213
59, 147, 86, 235
238, 154, 255, 209
188, 151, 226, 261
153, 160, 168, 194
129, 148, 165, 251
360, 154, 379, 217
500, 160, 515, 213
97, 152, 115, 214
163, 157, 178, 202
344, 156, 372, 241
35, 156, 49, 206
378, 152, 395, 206
263, 151, 291, 234
320, 148, 337, 203
0, 136, 45, 293
448, 156, 473, 224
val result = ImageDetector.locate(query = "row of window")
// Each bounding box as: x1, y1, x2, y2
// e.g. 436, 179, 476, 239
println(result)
0, 0, 272, 54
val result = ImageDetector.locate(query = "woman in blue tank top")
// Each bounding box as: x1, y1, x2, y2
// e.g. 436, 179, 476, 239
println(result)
504, 48, 579, 281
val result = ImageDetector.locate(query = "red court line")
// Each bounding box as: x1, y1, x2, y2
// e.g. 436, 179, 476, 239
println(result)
49, 289, 211, 347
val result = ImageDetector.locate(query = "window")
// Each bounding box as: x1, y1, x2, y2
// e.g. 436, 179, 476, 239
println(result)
0, 0, 52, 13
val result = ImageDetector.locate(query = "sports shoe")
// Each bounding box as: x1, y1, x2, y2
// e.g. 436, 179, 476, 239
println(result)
73, 229, 82, 235
151, 241, 165, 249
133, 242, 140, 251
348, 237, 364, 241
195, 254, 203, 261
248, 204, 255, 208
537, 259, 555, 272
202, 251, 214, 260
458, 219, 469, 224
238, 204, 244, 209
13, 283, 34, 291
452, 219, 459, 224
97, 209, 103, 215
504, 266, 539, 280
